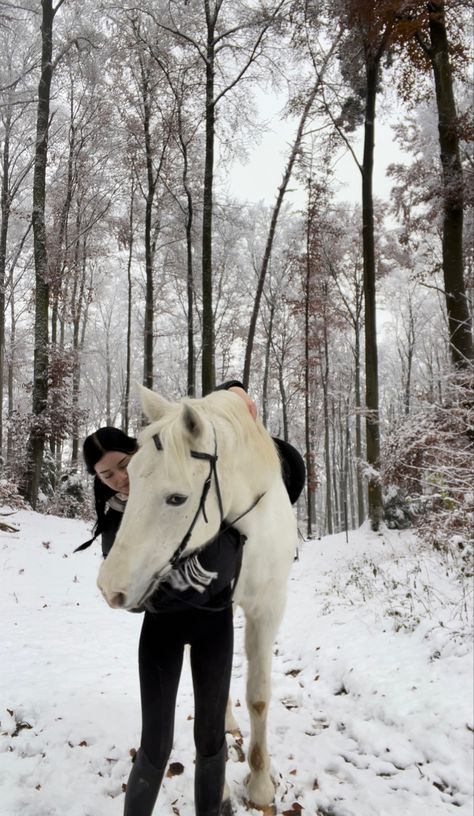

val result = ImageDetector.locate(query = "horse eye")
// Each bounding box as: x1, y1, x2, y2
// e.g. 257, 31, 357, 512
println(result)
166, 494, 188, 507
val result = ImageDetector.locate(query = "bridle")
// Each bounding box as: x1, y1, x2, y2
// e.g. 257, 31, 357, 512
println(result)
152, 428, 225, 569
151, 426, 265, 572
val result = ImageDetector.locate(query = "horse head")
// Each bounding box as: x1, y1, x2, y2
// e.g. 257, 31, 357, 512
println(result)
97, 385, 273, 610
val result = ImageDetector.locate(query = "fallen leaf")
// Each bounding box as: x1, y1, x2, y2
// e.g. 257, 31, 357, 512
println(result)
167, 762, 185, 777
282, 803, 303, 815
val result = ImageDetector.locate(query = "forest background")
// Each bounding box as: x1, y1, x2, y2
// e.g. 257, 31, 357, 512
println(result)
0, 0, 472, 554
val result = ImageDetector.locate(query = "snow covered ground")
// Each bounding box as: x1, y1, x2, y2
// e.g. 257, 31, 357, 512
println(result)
0, 509, 472, 816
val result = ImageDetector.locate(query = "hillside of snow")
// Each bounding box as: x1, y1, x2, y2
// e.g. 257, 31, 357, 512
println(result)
0, 509, 472, 815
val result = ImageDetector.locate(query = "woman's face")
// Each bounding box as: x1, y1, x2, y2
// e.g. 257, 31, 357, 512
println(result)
94, 450, 133, 496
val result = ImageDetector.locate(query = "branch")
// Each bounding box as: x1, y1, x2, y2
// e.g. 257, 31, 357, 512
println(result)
125, 5, 207, 63
213, 3, 288, 106
52, 36, 96, 70
414, 29, 433, 57
0, 57, 41, 93
320, 84, 363, 174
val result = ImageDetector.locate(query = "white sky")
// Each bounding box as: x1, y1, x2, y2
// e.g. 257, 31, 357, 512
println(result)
226, 89, 407, 209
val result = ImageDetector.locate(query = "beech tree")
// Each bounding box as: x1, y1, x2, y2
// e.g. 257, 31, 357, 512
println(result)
136, 0, 289, 394
393, 0, 473, 368
0, 80, 34, 461
324, 0, 407, 530
23, 0, 66, 507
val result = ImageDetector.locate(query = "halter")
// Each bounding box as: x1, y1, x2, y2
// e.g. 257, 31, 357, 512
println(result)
152, 426, 265, 570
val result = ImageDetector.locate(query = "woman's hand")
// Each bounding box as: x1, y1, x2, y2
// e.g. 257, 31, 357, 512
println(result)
228, 386, 258, 421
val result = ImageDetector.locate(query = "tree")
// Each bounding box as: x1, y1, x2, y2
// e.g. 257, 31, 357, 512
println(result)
0, 12, 35, 462
406, 0, 473, 368
23, 0, 66, 507
328, 0, 404, 530
242, 33, 339, 389
139, 0, 288, 394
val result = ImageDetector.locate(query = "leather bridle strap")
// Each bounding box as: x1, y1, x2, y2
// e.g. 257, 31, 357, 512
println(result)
152, 426, 266, 576
152, 427, 224, 569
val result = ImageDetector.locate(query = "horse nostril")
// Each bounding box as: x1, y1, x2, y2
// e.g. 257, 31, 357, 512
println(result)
110, 591, 127, 608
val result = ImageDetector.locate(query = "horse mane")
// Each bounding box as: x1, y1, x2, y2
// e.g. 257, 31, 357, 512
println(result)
138, 391, 281, 491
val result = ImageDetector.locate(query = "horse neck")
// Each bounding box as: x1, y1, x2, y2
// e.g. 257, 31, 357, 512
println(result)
214, 417, 277, 521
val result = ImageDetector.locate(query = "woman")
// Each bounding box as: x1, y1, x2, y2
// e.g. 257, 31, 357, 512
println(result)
81, 385, 305, 816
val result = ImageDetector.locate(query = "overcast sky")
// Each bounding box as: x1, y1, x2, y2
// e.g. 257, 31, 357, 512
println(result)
226, 89, 407, 210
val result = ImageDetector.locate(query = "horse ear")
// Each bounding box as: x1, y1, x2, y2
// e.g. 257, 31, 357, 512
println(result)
139, 385, 172, 422
182, 403, 204, 441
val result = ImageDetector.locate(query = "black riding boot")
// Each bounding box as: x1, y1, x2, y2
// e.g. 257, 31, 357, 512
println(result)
123, 748, 165, 816
194, 741, 227, 816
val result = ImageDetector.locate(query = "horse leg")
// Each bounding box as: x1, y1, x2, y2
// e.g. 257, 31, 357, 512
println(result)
225, 696, 239, 732
244, 608, 282, 806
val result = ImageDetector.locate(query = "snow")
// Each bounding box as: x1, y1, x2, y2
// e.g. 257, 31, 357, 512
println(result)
1, 510, 472, 816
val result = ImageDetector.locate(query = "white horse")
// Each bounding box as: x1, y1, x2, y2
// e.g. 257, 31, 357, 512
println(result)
97, 386, 298, 807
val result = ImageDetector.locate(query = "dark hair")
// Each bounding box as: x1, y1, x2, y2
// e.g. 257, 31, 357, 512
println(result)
81, 427, 138, 545
83, 426, 137, 474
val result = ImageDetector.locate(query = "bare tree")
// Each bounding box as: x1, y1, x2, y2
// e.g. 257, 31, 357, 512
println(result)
23, 0, 66, 507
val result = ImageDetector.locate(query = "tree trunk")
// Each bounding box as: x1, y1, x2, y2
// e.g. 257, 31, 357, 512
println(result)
242, 79, 323, 390
262, 301, 274, 428
331, 396, 340, 531
201, 8, 216, 396
353, 320, 365, 526
0, 109, 11, 461
304, 195, 316, 537
182, 140, 195, 397
362, 58, 383, 531
71, 236, 88, 468
322, 325, 333, 535
277, 362, 289, 442
142, 65, 155, 390
23, 0, 57, 507
403, 297, 415, 415
427, 0, 473, 368
123, 180, 134, 432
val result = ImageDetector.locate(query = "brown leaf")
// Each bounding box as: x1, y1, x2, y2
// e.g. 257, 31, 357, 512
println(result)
285, 669, 301, 677
167, 762, 185, 778
282, 803, 303, 815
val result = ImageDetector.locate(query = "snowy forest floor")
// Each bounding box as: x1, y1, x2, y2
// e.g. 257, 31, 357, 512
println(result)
0, 509, 472, 816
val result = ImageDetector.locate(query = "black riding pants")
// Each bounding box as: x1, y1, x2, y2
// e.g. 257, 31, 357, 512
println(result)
137, 605, 234, 768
